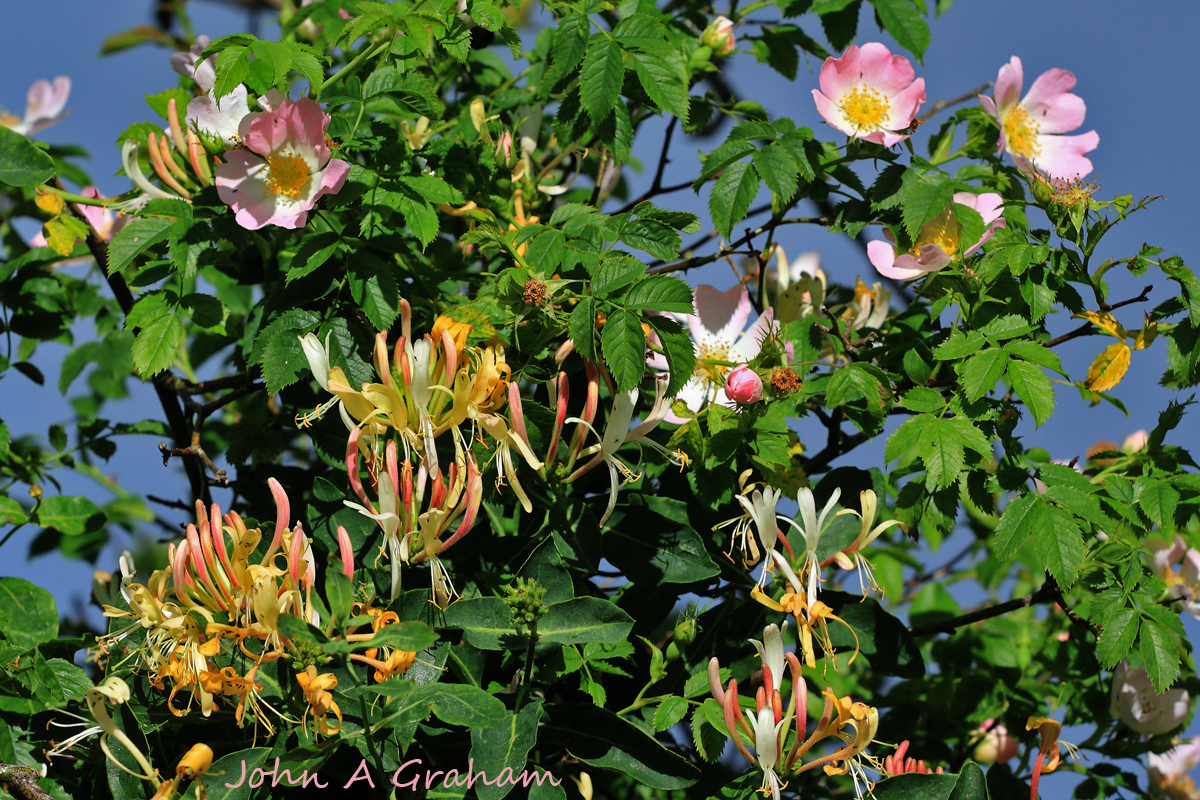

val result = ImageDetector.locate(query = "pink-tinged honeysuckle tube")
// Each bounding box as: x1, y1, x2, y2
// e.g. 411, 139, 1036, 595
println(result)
867, 192, 1006, 282
979, 56, 1098, 182
121, 140, 188, 202
832, 490, 906, 598
1111, 661, 1190, 736
566, 376, 682, 526
749, 622, 788, 692
812, 44, 925, 147
1, 77, 71, 137
650, 284, 774, 422
215, 96, 350, 230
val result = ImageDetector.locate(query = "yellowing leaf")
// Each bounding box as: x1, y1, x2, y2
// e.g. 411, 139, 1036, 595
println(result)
1084, 342, 1131, 393
1073, 310, 1127, 339
35, 191, 64, 215
1132, 316, 1158, 350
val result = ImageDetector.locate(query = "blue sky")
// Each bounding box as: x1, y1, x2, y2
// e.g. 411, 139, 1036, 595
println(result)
2, 0, 1199, 792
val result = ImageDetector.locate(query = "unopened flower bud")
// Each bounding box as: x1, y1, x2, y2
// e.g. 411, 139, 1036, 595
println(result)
973, 719, 1019, 764
1122, 429, 1149, 453
701, 16, 736, 57
725, 365, 763, 405
674, 614, 699, 645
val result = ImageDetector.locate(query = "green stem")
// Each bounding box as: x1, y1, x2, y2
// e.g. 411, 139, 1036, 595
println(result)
345, 660, 388, 800
317, 39, 392, 98
41, 186, 139, 207
515, 620, 539, 708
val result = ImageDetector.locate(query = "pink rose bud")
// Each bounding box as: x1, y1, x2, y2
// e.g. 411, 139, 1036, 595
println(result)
1123, 429, 1149, 453
701, 16, 736, 56
725, 366, 762, 404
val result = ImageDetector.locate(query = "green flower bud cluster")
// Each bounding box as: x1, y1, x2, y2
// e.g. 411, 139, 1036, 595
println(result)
288, 638, 333, 672
503, 577, 548, 629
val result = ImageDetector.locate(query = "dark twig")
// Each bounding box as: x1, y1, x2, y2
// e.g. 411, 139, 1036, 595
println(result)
0, 764, 54, 800
616, 117, 678, 215
159, 434, 228, 486
1046, 285, 1153, 348
917, 81, 993, 125
146, 495, 194, 512
1044, 575, 1103, 637
908, 576, 1100, 637
649, 215, 831, 275
174, 373, 251, 394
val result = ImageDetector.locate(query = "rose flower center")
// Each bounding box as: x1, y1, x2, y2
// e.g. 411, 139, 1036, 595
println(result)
265, 151, 311, 198
841, 87, 891, 131
1002, 104, 1041, 158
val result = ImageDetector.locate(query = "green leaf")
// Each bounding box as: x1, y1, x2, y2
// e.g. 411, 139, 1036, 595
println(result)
0, 497, 28, 526
900, 387, 945, 412
442, 597, 519, 650
1033, 503, 1083, 587
287, 232, 342, 283
1140, 618, 1182, 694
349, 251, 400, 329
646, 315, 696, 397
132, 311, 184, 377
545, 703, 699, 789
0, 126, 55, 187
107, 216, 174, 274
605, 498, 719, 584
469, 700, 545, 800
869, 0, 930, 60
959, 348, 1010, 402
948, 762, 988, 800
357, 621, 439, 652
1006, 359, 1055, 427
822, 591, 925, 678
0, 578, 57, 650
398, 192, 440, 248
1138, 479, 1179, 527
619, 219, 681, 261
424, 683, 508, 728
570, 297, 598, 361
580, 37, 625, 122
1002, 340, 1066, 377
709, 161, 759, 240
654, 696, 689, 732
885, 413, 933, 463
250, 39, 293, 86
213, 46, 251, 100
539, 598, 634, 646
325, 568, 354, 628
993, 492, 1038, 559
630, 50, 690, 122
1095, 608, 1138, 669
934, 330, 985, 360
601, 309, 647, 393
919, 417, 964, 489
593, 254, 646, 297
201, 748, 270, 800
545, 14, 590, 89
38, 495, 106, 536
624, 276, 693, 313
872, 772, 965, 799
902, 174, 953, 241
753, 141, 799, 203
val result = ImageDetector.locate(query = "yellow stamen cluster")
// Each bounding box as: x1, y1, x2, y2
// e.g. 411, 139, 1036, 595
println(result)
840, 86, 891, 132
264, 150, 310, 198
1001, 103, 1041, 158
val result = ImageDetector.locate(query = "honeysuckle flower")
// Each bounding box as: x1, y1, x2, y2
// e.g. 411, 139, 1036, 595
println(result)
170, 36, 216, 91
655, 284, 774, 422
566, 376, 681, 526
1111, 661, 1190, 736
812, 43, 925, 147
867, 192, 1006, 281
296, 666, 343, 737
701, 16, 736, 56
978, 56, 1099, 182
749, 622, 788, 692
1026, 716, 1080, 798
1, 76, 71, 136
725, 366, 763, 405
715, 479, 801, 582
215, 96, 350, 230
1148, 736, 1200, 800
122, 140, 188, 202
842, 279, 891, 331
746, 705, 787, 800
795, 486, 842, 604
972, 719, 1019, 764
884, 740, 944, 775
187, 84, 252, 148
832, 490, 906, 598
754, 550, 860, 671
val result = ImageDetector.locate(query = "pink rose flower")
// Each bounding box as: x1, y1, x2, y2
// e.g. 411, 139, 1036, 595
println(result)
701, 16, 736, 56
1148, 735, 1200, 798
812, 43, 926, 147
215, 96, 350, 230
868, 192, 1006, 281
978, 56, 1099, 182
2, 77, 71, 137
725, 366, 763, 405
